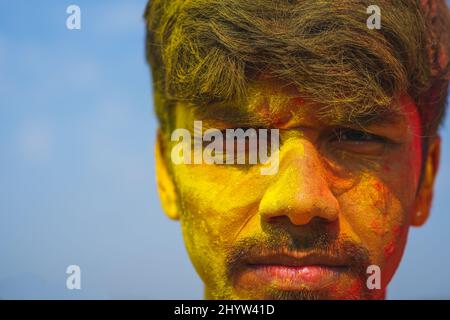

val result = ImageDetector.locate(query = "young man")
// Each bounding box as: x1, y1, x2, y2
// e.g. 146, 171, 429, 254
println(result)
144, 0, 450, 299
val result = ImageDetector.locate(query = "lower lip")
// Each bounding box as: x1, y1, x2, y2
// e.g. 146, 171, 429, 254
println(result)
239, 265, 347, 290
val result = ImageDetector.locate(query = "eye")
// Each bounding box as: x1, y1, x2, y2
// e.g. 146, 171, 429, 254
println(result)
196, 127, 265, 166
329, 128, 388, 155
333, 128, 384, 142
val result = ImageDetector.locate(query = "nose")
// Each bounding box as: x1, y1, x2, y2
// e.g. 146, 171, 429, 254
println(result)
259, 139, 340, 226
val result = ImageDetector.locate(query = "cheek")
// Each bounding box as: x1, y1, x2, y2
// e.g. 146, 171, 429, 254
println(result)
339, 174, 402, 244
173, 164, 270, 287
338, 169, 413, 288
384, 142, 422, 205
175, 164, 269, 234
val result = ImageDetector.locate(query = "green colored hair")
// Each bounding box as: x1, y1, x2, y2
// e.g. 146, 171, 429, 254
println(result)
144, 0, 450, 138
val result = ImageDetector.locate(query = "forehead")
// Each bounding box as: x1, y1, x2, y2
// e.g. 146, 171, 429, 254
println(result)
185, 80, 408, 129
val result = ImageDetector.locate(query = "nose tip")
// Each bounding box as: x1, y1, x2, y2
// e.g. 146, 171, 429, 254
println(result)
289, 214, 314, 226
258, 144, 340, 226
283, 203, 339, 226
261, 188, 340, 226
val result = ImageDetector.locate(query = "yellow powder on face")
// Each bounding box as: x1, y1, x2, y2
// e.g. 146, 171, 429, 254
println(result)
167, 81, 422, 299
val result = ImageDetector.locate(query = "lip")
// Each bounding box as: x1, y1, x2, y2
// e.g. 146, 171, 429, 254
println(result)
236, 252, 350, 290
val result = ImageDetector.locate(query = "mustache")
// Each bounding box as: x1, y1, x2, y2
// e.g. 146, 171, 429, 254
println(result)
226, 229, 371, 278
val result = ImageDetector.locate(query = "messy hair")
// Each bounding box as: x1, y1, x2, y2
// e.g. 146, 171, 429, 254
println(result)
144, 0, 450, 138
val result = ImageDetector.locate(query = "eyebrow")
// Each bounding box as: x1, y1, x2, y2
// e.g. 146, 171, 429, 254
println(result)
322, 106, 404, 129
189, 100, 404, 129
191, 102, 271, 127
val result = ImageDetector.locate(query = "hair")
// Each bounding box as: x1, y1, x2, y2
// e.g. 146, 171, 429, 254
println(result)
144, 0, 450, 141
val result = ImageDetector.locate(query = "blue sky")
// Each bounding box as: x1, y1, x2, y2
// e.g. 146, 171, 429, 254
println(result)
0, 0, 449, 299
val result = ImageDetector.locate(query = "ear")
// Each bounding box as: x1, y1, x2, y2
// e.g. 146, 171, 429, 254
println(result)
155, 129, 180, 220
411, 136, 441, 227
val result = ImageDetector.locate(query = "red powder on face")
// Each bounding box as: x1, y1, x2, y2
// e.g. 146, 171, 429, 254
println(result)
370, 219, 386, 236
336, 280, 364, 300
392, 226, 403, 237
384, 241, 396, 261
290, 97, 305, 106
383, 224, 405, 261
374, 182, 383, 192
271, 115, 283, 126
399, 95, 423, 183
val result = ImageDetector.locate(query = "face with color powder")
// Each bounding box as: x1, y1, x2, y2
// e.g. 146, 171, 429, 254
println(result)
155, 80, 440, 300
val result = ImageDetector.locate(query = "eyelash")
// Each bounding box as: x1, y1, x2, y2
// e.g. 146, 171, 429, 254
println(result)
329, 128, 388, 144
200, 127, 388, 146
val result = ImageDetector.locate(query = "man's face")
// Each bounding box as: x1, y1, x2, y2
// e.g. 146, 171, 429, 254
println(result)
160, 80, 432, 299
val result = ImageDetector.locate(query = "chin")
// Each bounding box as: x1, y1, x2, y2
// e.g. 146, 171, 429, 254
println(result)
230, 284, 384, 300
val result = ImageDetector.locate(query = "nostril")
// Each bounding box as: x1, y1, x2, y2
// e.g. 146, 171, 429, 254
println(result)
264, 215, 287, 224
264, 213, 313, 226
